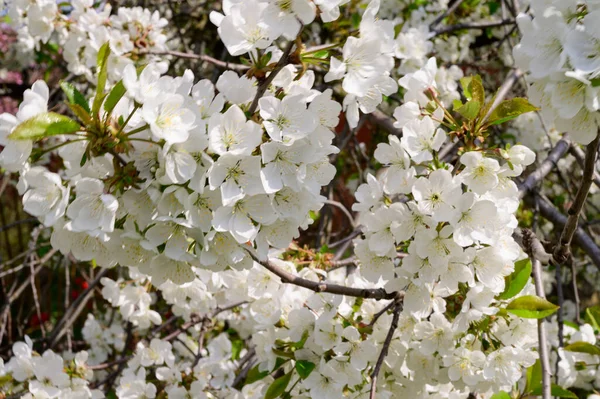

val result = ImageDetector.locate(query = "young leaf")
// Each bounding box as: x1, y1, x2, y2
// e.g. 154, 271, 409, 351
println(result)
245, 365, 269, 385
60, 81, 91, 113
506, 295, 559, 319
68, 103, 92, 125
104, 80, 126, 115
455, 100, 481, 120
295, 360, 316, 379
490, 391, 511, 399
460, 76, 474, 100
93, 42, 111, 115
497, 258, 532, 300
265, 372, 292, 399
564, 341, 600, 356
486, 97, 539, 126
585, 306, 600, 331
8, 112, 80, 141
531, 384, 577, 398
312, 50, 329, 59
525, 359, 542, 394
469, 75, 485, 106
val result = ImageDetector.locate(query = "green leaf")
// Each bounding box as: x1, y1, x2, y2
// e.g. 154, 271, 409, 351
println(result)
312, 50, 329, 59
295, 360, 316, 379
564, 341, 600, 356
245, 365, 269, 385
265, 372, 292, 399
498, 259, 532, 300
460, 76, 474, 100
506, 295, 559, 319
68, 103, 92, 125
93, 42, 111, 115
455, 100, 481, 120
8, 112, 81, 141
60, 81, 90, 113
104, 80, 126, 115
469, 75, 485, 106
590, 78, 600, 87
231, 339, 243, 361
525, 359, 542, 394
531, 384, 577, 398
460, 75, 484, 105
585, 306, 600, 331
486, 97, 539, 126
490, 391, 511, 399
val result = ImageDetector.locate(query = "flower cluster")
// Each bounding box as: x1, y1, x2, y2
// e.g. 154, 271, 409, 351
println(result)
5, 0, 169, 82
2, 0, 597, 398
514, 0, 600, 144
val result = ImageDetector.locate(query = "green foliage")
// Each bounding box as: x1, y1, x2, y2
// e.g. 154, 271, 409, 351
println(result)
265, 372, 292, 399
60, 81, 90, 113
530, 384, 577, 398
104, 81, 127, 116
245, 365, 269, 385
525, 359, 542, 394
451, 74, 538, 148
497, 259, 532, 300
93, 42, 111, 115
486, 98, 539, 126
564, 341, 600, 356
490, 391, 511, 399
585, 306, 600, 331
295, 360, 316, 379
8, 112, 80, 141
506, 295, 559, 319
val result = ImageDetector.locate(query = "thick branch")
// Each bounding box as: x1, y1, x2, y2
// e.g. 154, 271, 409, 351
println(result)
245, 248, 400, 300
554, 133, 600, 263
369, 110, 402, 137
569, 144, 600, 189
518, 138, 571, 199
530, 195, 600, 270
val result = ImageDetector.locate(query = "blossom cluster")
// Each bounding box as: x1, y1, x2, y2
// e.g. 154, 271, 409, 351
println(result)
2, 0, 598, 398
514, 0, 600, 144
5, 0, 169, 82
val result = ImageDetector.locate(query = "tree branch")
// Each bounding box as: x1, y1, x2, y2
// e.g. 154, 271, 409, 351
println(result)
147, 50, 249, 72
247, 37, 298, 115
554, 133, 600, 263
245, 247, 401, 300
433, 19, 516, 36
529, 194, 600, 270
369, 301, 402, 399
518, 138, 571, 199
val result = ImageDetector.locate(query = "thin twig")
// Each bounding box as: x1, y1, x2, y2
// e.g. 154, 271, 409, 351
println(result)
433, 19, 516, 36
523, 229, 551, 399
369, 301, 402, 399
46, 268, 110, 348
146, 50, 249, 71
323, 200, 356, 228
247, 36, 299, 115
429, 0, 467, 29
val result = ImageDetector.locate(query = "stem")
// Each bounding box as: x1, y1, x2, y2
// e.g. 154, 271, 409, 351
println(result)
115, 104, 140, 136
125, 124, 150, 137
